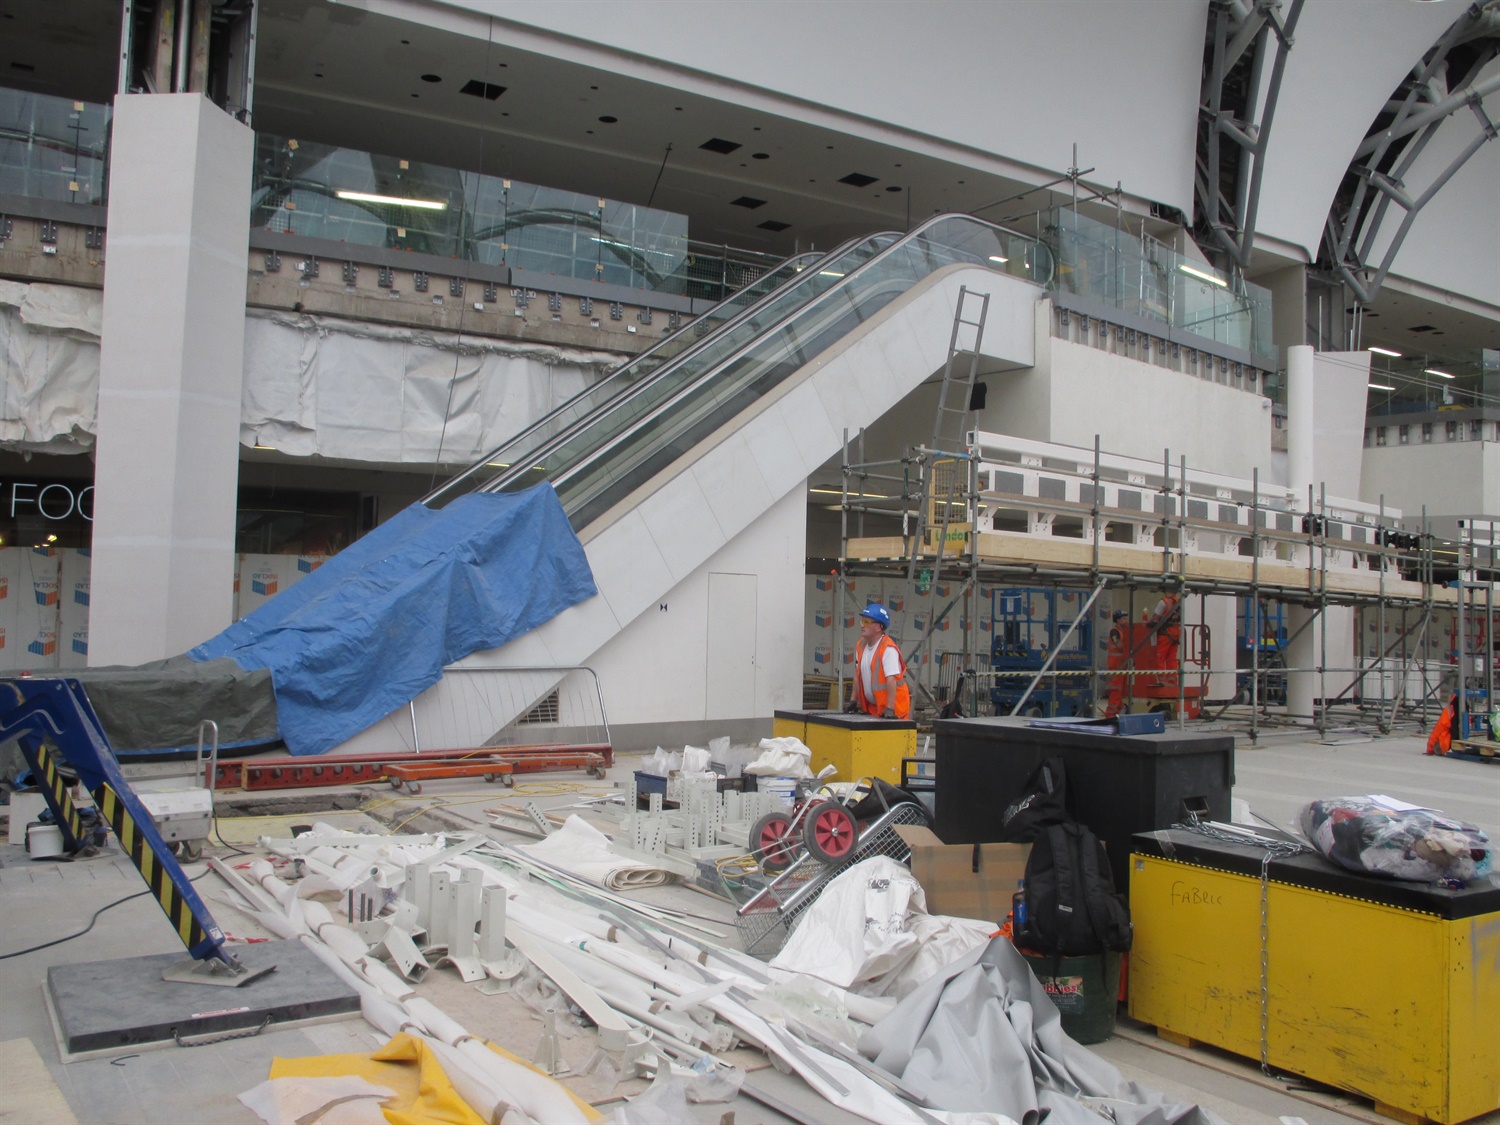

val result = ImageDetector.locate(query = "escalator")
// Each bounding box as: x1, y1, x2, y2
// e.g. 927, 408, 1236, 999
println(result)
429, 213, 1050, 534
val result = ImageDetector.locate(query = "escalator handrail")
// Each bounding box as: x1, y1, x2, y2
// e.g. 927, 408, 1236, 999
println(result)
543, 212, 1047, 517
422, 247, 841, 506
454, 237, 891, 501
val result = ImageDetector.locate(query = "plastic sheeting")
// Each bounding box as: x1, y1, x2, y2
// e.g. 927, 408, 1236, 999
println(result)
241, 309, 622, 463
860, 937, 1223, 1125
0, 280, 101, 454
188, 487, 596, 756
521, 814, 676, 890
0, 283, 623, 462
770, 856, 997, 998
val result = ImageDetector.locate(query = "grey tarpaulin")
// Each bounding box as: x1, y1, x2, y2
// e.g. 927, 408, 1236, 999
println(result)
58, 657, 280, 753
859, 937, 1224, 1125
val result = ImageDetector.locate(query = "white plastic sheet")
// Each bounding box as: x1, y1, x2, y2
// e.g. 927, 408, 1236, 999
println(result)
0, 281, 101, 453
770, 856, 993, 997
521, 814, 676, 890
240, 309, 621, 463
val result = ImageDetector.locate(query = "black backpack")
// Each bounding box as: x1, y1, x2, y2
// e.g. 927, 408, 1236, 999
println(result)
1015, 821, 1133, 956
1000, 757, 1070, 842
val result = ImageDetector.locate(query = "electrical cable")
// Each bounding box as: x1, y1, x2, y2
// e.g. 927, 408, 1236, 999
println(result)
0, 868, 210, 961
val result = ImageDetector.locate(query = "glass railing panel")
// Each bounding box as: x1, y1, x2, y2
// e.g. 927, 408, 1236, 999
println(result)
1365, 346, 1500, 416
1045, 207, 1273, 364
0, 87, 110, 206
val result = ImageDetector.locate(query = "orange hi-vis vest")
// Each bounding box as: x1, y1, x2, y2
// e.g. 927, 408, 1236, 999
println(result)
854, 634, 911, 719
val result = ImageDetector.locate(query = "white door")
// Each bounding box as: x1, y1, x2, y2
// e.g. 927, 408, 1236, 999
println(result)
706, 573, 757, 719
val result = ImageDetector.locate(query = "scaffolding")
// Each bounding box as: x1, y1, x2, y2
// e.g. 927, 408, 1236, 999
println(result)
827, 429, 1489, 742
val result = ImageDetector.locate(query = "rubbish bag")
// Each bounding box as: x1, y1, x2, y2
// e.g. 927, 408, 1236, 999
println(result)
1300, 797, 1492, 884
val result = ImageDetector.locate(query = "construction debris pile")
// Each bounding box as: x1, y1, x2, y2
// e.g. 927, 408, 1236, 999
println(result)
209, 792, 1223, 1125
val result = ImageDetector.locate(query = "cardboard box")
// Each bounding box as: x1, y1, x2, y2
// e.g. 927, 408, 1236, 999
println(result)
895, 823, 1029, 923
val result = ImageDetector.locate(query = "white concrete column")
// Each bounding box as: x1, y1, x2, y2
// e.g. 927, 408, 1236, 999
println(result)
89, 95, 252, 665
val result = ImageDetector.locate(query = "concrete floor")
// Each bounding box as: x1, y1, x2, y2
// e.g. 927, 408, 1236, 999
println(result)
0, 729, 1496, 1125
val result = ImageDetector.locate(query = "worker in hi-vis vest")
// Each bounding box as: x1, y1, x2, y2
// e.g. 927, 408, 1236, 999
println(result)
1103, 609, 1130, 717
845, 603, 912, 720
1150, 592, 1182, 670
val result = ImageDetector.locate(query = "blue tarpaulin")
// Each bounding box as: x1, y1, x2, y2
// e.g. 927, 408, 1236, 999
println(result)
188, 486, 596, 756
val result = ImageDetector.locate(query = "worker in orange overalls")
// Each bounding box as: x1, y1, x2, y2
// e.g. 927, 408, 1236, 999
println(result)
845, 603, 912, 720
1103, 609, 1130, 717
1150, 592, 1182, 672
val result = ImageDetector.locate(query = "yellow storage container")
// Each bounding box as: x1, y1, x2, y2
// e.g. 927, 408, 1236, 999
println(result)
1129, 829, 1500, 1125
771, 709, 917, 786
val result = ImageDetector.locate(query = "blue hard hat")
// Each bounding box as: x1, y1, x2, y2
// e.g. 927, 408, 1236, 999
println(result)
860, 603, 892, 628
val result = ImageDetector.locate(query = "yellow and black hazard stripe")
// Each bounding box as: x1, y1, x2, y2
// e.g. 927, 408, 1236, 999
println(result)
34, 743, 86, 846
95, 784, 207, 951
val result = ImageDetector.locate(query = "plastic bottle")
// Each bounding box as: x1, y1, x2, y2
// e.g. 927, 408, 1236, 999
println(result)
1012, 879, 1027, 929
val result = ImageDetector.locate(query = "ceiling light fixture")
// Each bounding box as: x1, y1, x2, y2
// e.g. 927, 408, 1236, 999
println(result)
1367, 346, 1401, 357
1177, 263, 1227, 288
336, 190, 447, 210
988, 255, 1009, 264
1368, 382, 1396, 391
1424, 368, 1455, 379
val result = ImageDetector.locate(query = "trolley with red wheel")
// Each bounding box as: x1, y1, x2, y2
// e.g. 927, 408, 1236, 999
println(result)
729, 777, 931, 954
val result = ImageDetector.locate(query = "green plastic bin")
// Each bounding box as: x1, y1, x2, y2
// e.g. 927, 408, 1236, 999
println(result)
1021, 948, 1121, 1044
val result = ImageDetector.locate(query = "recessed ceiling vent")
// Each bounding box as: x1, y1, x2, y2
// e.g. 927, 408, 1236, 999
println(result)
700, 137, 742, 155
839, 172, 878, 187
459, 80, 506, 99
730, 196, 767, 209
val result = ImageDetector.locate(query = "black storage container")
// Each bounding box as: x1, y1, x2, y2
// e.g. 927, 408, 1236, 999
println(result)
933, 716, 1234, 892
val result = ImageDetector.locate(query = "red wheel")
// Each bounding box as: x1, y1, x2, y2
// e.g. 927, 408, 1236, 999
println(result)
803, 801, 858, 864
750, 812, 797, 874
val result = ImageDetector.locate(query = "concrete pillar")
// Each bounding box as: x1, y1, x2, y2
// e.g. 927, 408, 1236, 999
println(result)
1284, 343, 1317, 719
89, 94, 251, 665
1192, 593, 1238, 701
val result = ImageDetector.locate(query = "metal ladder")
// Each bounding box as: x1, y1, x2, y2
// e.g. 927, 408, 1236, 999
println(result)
898, 286, 990, 704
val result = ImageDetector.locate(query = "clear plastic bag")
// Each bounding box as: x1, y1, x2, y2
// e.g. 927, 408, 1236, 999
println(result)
1300, 797, 1492, 884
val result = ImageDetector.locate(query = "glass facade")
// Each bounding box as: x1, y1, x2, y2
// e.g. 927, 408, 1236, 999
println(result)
0, 87, 110, 206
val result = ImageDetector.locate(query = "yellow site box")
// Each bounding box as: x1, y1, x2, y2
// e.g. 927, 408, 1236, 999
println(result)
771, 709, 917, 786
1129, 829, 1500, 1125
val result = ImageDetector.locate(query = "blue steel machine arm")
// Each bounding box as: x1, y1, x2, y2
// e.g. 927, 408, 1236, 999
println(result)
0, 678, 239, 969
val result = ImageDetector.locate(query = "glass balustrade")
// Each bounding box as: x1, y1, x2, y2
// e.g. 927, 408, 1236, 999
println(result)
0, 88, 109, 206
1366, 347, 1500, 416
1045, 208, 1274, 362
249, 133, 783, 301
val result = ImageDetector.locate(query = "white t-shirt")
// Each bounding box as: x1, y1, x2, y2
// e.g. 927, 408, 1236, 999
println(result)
859, 638, 904, 701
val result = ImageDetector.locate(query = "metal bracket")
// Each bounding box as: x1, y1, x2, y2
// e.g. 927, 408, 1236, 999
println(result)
299, 256, 319, 279
483, 282, 498, 302
637, 307, 652, 326
512, 288, 530, 309
0, 215, 12, 244
161, 956, 277, 989
84, 227, 103, 250
608, 301, 623, 321
448, 276, 464, 298
548, 291, 562, 312
413, 271, 429, 293
263, 250, 281, 273
341, 261, 359, 285
668, 311, 682, 331
523, 801, 553, 836
377, 266, 394, 289
39, 221, 58, 245
578, 296, 593, 316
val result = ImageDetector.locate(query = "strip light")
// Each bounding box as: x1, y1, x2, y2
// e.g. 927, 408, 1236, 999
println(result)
1368, 382, 1396, 391
1177, 263, 1227, 288
335, 190, 447, 211
988, 255, 1009, 264
1367, 346, 1402, 357
1424, 368, 1455, 379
